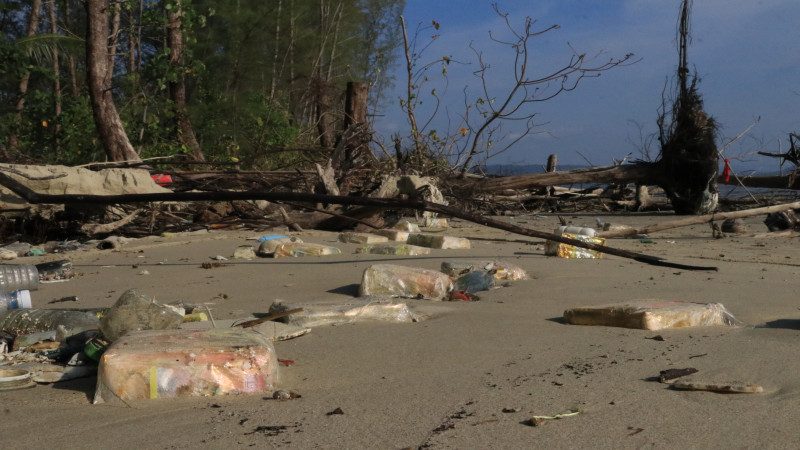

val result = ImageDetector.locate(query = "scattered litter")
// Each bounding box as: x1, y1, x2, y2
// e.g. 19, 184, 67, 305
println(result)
233, 245, 256, 259
372, 229, 410, 242
327, 407, 344, 416
440, 260, 528, 281
407, 233, 470, 249
256, 236, 302, 256
272, 389, 301, 401
563, 300, 741, 330
338, 232, 389, 244
181, 318, 310, 342
529, 408, 582, 426
359, 264, 454, 300
0, 309, 99, 335
13, 362, 96, 383
210, 255, 228, 261
98, 289, 184, 342
0, 368, 36, 391
48, 296, 78, 304
269, 298, 420, 327
671, 379, 764, 393
659, 368, 698, 383
355, 243, 430, 256
94, 328, 278, 404
267, 242, 341, 258
545, 233, 605, 258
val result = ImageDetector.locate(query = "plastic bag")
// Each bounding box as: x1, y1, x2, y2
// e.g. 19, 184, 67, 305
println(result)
359, 264, 454, 300
563, 300, 742, 330
269, 298, 420, 328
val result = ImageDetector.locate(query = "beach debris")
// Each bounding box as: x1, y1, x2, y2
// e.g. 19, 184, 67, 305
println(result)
97, 235, 130, 250
502, 407, 521, 413
94, 328, 278, 404
201, 261, 224, 269
272, 389, 301, 401
48, 296, 78, 304
764, 210, 798, 231
99, 289, 184, 342
440, 260, 528, 281
269, 298, 420, 327
210, 255, 228, 261
448, 290, 479, 301
528, 408, 582, 426
326, 407, 345, 416
256, 236, 302, 256
721, 218, 747, 234
0, 264, 40, 292
338, 232, 389, 244
266, 242, 341, 258
563, 300, 741, 330
13, 362, 96, 383
423, 217, 448, 229
232, 245, 256, 259
546, 232, 605, 258
454, 270, 496, 293
36, 260, 74, 281
181, 317, 310, 342
671, 379, 764, 393
659, 367, 699, 383
372, 229, 410, 241
355, 243, 431, 256
0, 368, 36, 391
359, 264, 454, 300
0, 309, 99, 335
407, 233, 470, 249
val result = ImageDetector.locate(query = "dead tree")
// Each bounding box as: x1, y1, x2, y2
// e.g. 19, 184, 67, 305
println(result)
655, 0, 719, 214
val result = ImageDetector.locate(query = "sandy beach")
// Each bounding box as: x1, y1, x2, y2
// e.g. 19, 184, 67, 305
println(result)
1, 211, 798, 449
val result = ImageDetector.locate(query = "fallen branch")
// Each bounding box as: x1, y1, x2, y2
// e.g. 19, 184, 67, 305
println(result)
80, 209, 143, 236
0, 174, 716, 271
598, 201, 800, 238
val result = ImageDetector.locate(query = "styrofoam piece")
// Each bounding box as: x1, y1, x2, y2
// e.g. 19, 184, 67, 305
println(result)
406, 233, 470, 249
338, 232, 389, 244
440, 260, 528, 281
544, 233, 605, 258
268, 298, 420, 327
94, 328, 278, 404
355, 243, 431, 256
563, 300, 741, 330
359, 264, 454, 300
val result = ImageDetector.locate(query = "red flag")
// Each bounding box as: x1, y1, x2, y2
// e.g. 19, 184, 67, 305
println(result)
722, 159, 731, 183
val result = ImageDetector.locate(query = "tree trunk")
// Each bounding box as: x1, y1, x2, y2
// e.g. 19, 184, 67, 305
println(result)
48, 0, 62, 158
471, 163, 659, 192
6, 0, 42, 157
167, 0, 205, 162
85, 0, 141, 162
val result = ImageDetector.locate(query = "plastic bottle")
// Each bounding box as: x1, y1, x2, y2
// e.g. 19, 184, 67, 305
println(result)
0, 309, 99, 335
99, 289, 185, 342
0, 290, 32, 313
0, 264, 40, 291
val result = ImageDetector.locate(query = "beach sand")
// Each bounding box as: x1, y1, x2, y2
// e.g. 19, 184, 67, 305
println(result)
1, 212, 798, 449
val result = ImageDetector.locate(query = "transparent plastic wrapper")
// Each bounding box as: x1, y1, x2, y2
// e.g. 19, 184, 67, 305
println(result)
391, 220, 420, 232
355, 243, 430, 256
268, 242, 341, 258
406, 233, 471, 249
440, 260, 528, 281
359, 264, 454, 300
455, 270, 496, 293
269, 298, 419, 327
0, 309, 99, 334
563, 300, 742, 330
0, 264, 39, 291
256, 236, 302, 256
99, 289, 185, 342
545, 233, 605, 258
93, 328, 278, 404
338, 232, 389, 244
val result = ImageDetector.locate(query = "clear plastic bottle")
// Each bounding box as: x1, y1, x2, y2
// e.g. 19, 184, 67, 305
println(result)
0, 264, 39, 291
0, 309, 99, 335
0, 290, 32, 313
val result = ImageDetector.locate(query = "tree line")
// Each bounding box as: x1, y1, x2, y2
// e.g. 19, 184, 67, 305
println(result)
0, 0, 404, 167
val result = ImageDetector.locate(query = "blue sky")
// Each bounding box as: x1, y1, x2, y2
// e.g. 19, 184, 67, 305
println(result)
372, 1, 800, 174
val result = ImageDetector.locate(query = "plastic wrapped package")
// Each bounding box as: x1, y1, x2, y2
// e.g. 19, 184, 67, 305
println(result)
256, 236, 302, 256
440, 260, 529, 281
269, 242, 341, 258
93, 328, 278, 404
406, 233, 471, 249
338, 232, 389, 244
563, 300, 742, 330
391, 220, 420, 232
359, 264, 454, 300
355, 243, 430, 256
99, 289, 185, 342
373, 229, 410, 242
545, 233, 605, 258
269, 298, 420, 327
455, 270, 496, 293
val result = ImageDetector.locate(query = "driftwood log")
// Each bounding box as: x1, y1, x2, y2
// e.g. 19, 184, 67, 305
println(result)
0, 171, 716, 271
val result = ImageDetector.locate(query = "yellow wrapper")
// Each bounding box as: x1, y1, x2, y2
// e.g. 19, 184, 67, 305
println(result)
545, 233, 605, 258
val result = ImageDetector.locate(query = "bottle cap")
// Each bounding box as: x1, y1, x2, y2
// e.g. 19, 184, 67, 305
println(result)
15, 290, 32, 309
